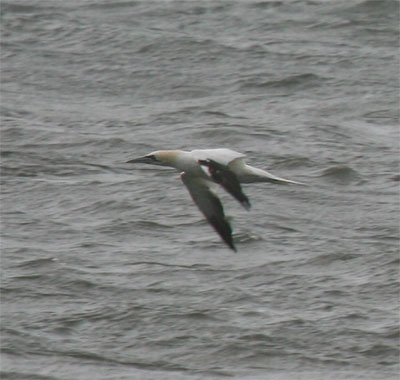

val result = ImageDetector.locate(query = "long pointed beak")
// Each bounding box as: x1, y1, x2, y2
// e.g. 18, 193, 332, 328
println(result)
126, 156, 151, 164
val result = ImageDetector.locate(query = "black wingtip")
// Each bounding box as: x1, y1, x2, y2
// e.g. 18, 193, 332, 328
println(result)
223, 230, 237, 252
182, 170, 239, 252
225, 238, 237, 252
241, 198, 251, 211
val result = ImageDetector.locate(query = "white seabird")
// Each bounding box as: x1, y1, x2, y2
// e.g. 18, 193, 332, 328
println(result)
127, 148, 304, 251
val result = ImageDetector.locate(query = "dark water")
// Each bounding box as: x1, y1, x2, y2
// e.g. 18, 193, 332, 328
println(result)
1, 1, 399, 379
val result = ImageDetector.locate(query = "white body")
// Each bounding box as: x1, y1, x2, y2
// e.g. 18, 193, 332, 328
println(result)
164, 148, 303, 185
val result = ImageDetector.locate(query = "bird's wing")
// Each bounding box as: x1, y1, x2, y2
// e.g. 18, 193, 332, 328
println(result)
191, 149, 246, 167
180, 172, 236, 251
198, 159, 251, 210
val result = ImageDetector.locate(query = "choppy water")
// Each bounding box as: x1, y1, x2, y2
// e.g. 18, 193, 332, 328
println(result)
1, 1, 399, 379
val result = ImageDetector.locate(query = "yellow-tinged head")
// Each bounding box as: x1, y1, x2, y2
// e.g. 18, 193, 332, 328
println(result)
127, 150, 185, 168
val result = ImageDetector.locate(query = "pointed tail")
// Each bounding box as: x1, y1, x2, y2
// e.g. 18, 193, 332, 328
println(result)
242, 165, 306, 185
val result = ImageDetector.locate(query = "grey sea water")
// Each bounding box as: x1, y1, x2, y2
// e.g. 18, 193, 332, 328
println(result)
1, 0, 399, 379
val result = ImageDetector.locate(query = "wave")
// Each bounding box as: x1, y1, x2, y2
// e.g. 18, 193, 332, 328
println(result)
318, 165, 362, 184
238, 73, 325, 92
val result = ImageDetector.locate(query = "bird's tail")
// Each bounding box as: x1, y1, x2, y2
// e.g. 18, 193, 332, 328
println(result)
241, 165, 306, 185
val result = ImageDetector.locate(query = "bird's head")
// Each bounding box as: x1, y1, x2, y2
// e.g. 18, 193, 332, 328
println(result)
127, 150, 181, 167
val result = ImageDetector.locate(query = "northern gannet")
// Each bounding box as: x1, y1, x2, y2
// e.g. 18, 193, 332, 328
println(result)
127, 148, 303, 251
